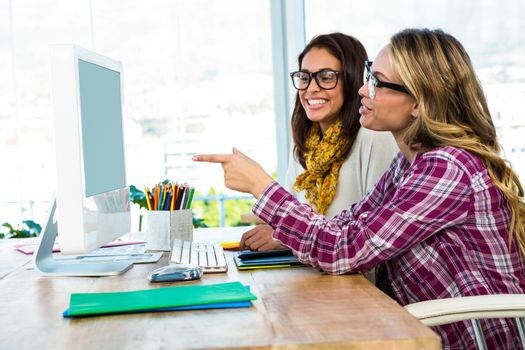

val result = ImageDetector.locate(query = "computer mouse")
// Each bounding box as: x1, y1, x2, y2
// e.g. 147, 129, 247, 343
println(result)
148, 264, 203, 283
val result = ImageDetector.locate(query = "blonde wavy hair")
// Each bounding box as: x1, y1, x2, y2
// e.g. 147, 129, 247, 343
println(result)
390, 28, 525, 258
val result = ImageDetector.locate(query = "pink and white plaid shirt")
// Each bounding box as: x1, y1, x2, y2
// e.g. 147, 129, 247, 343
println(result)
254, 146, 525, 349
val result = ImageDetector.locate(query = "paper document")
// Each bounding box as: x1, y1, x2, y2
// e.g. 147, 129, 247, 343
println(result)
54, 244, 162, 264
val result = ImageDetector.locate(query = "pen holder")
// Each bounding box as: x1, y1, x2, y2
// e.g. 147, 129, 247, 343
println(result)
146, 209, 193, 251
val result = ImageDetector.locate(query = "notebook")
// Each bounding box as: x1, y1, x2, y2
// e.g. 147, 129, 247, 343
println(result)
234, 249, 304, 270
64, 300, 251, 317
64, 281, 256, 317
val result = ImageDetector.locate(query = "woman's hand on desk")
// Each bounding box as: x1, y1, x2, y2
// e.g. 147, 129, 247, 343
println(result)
240, 224, 286, 251
192, 148, 274, 198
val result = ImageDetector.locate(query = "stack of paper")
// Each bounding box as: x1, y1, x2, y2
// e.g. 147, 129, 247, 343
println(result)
234, 249, 304, 270
15, 239, 146, 255
63, 281, 256, 317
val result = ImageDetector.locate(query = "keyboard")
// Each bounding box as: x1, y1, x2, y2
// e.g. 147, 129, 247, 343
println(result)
170, 239, 228, 273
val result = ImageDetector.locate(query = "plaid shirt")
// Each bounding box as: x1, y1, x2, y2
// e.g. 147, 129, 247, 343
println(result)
254, 147, 525, 349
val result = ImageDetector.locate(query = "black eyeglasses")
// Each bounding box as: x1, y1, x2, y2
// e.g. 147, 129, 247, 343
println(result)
364, 61, 408, 99
289, 69, 341, 90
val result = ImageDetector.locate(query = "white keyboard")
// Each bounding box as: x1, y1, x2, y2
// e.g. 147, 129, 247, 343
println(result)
170, 240, 228, 273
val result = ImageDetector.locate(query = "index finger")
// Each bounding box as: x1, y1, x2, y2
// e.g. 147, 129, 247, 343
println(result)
192, 154, 232, 163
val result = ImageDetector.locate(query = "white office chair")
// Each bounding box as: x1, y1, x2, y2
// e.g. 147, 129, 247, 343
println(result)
404, 294, 525, 349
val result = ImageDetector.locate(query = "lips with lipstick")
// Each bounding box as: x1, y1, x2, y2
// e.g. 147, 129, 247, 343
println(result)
359, 99, 371, 114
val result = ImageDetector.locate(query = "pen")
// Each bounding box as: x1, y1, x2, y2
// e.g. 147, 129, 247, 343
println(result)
164, 190, 172, 211
144, 186, 152, 210
144, 181, 196, 211
154, 185, 160, 211
168, 183, 176, 211
182, 185, 190, 209
160, 184, 167, 210
185, 187, 195, 209
152, 185, 156, 211
175, 185, 184, 210
148, 192, 154, 211
171, 184, 179, 210
180, 185, 187, 210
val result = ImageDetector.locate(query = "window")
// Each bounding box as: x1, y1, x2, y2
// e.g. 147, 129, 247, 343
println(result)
0, 0, 92, 224
305, 0, 525, 182
0, 0, 276, 227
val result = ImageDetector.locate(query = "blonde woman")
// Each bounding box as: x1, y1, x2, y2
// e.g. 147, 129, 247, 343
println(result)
194, 28, 525, 348
240, 33, 397, 251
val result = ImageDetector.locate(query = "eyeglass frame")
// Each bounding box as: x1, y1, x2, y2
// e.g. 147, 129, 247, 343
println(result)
289, 69, 341, 91
364, 60, 409, 99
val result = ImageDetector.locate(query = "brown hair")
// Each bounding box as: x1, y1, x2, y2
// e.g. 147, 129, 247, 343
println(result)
390, 28, 525, 258
291, 33, 368, 168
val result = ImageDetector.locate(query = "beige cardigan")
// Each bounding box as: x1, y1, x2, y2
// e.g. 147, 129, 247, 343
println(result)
284, 128, 399, 218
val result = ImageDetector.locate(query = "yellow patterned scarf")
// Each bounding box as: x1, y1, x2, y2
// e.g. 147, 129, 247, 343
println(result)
293, 119, 347, 214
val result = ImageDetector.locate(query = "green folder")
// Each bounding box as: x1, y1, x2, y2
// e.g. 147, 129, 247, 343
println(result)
67, 281, 257, 317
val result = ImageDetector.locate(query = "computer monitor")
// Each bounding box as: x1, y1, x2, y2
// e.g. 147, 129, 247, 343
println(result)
34, 45, 133, 276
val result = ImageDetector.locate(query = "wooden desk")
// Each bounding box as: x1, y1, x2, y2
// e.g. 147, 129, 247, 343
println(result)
0, 227, 440, 349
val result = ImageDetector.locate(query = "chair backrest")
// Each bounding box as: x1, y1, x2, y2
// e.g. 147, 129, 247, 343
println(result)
404, 294, 525, 350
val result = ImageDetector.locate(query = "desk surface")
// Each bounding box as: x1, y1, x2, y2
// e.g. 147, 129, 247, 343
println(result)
0, 227, 440, 350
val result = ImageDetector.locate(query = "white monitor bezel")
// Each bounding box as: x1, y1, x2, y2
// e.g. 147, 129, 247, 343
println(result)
50, 44, 130, 254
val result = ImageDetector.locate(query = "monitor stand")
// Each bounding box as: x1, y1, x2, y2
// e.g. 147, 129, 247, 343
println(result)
33, 199, 133, 276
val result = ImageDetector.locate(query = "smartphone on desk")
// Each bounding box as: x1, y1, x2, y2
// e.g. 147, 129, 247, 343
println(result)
236, 249, 293, 260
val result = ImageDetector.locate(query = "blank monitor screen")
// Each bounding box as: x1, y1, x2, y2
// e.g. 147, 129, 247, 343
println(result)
78, 59, 126, 197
